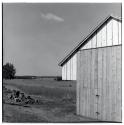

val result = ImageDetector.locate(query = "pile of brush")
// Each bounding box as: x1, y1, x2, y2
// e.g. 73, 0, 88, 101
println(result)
3, 86, 37, 105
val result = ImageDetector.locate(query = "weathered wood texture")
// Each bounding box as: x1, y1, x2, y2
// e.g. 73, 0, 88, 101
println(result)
81, 19, 122, 50
62, 18, 121, 81
62, 53, 77, 80
77, 45, 122, 122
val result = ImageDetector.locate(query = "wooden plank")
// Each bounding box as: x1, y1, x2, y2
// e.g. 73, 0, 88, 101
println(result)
87, 50, 91, 88
101, 47, 107, 120
83, 50, 87, 88
81, 51, 87, 116
113, 20, 119, 45
101, 24, 107, 47
73, 54, 77, 80
91, 49, 95, 88
97, 29, 102, 47
72, 55, 73, 80
80, 50, 86, 116
115, 45, 122, 122
91, 34, 97, 48
72, 57, 73, 80
97, 48, 103, 120
87, 50, 91, 117
106, 47, 112, 121
70, 58, 72, 80
94, 49, 98, 119
70, 58, 71, 80
62, 66, 64, 80
90, 49, 95, 118
118, 22, 122, 44
75, 54, 77, 80
82, 50, 87, 116
106, 20, 113, 46
66, 61, 69, 80
110, 46, 117, 121
63, 65, 65, 80
86, 39, 92, 49
65, 63, 67, 80
71, 57, 73, 80
69, 60, 71, 80
64, 65, 66, 80
76, 52, 80, 115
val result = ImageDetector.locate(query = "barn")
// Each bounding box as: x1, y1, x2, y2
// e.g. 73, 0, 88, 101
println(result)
59, 15, 122, 122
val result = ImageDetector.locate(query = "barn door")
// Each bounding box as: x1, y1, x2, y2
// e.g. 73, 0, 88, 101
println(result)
97, 46, 121, 122
77, 49, 98, 120
77, 46, 121, 122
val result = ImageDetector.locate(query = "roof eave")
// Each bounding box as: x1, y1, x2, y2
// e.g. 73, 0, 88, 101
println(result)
58, 15, 122, 67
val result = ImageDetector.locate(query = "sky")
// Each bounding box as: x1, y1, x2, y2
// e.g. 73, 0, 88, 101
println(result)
3, 3, 121, 76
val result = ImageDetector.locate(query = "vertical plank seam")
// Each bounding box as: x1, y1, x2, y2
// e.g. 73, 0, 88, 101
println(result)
118, 21, 119, 45
96, 48, 98, 120
66, 63, 67, 80
101, 47, 104, 120
106, 22, 107, 47
115, 46, 117, 120
96, 31, 98, 48
70, 59, 71, 80
112, 19, 113, 46
76, 52, 79, 114
72, 57, 74, 80
78, 52, 81, 115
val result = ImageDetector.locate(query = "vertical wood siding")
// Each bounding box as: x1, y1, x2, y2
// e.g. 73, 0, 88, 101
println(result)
67, 60, 70, 80
77, 45, 122, 122
62, 65, 64, 80
62, 18, 121, 81
106, 19, 113, 46
91, 33, 97, 48
101, 24, 107, 47
113, 19, 119, 45
76, 51, 80, 114
97, 29, 102, 47
80, 18, 121, 50
118, 21, 122, 44
62, 53, 77, 80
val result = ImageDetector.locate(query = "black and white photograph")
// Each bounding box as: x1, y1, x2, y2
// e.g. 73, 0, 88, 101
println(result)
2, 2, 122, 123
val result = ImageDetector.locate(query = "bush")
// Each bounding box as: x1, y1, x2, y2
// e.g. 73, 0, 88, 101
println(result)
3, 63, 16, 79
56, 77, 62, 81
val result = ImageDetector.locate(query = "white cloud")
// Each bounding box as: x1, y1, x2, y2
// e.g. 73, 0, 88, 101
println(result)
41, 13, 64, 22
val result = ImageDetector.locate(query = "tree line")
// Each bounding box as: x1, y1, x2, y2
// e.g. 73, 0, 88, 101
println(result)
3, 63, 16, 79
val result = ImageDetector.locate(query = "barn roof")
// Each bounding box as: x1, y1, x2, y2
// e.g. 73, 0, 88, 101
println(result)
58, 15, 122, 66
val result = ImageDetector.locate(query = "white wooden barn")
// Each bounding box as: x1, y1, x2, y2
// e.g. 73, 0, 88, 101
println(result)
59, 15, 122, 81
59, 15, 122, 122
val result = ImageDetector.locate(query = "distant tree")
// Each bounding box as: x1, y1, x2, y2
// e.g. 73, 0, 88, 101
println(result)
3, 63, 16, 79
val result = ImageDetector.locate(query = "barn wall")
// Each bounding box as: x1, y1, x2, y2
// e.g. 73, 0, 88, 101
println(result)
80, 19, 122, 50
62, 18, 121, 81
62, 53, 77, 80
77, 45, 122, 121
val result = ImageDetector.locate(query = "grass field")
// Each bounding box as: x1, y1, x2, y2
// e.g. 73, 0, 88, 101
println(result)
3, 79, 97, 122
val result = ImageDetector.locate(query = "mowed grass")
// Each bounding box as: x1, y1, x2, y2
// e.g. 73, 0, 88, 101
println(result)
3, 79, 76, 100
3, 79, 77, 122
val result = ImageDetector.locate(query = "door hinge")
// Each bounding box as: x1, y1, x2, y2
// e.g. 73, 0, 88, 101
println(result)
96, 94, 100, 97
96, 112, 100, 115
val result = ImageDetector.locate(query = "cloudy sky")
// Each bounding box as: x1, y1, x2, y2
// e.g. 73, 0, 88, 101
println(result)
3, 3, 121, 76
